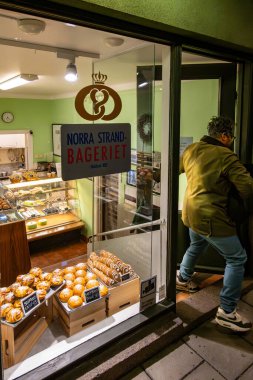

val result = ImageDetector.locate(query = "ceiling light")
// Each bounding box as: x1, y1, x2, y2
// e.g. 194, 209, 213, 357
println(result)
17, 19, 46, 35
0, 74, 39, 90
65, 62, 78, 82
104, 37, 124, 47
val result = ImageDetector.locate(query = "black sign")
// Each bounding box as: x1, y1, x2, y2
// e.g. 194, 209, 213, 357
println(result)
121, 273, 130, 282
84, 286, 101, 304
21, 291, 40, 314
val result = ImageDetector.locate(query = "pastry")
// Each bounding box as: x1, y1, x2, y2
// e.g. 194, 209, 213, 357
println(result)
59, 288, 73, 303
6, 308, 23, 323
73, 284, 85, 297
38, 218, 47, 226
65, 280, 74, 289
91, 267, 115, 286
26, 221, 37, 230
16, 274, 24, 283
99, 284, 109, 297
86, 279, 99, 289
85, 272, 97, 282
75, 269, 86, 278
36, 289, 47, 301
74, 277, 86, 286
40, 272, 53, 282
14, 299, 22, 309
75, 262, 87, 271
4, 292, 15, 303
22, 274, 35, 287
52, 268, 64, 277
27, 287, 34, 295
1, 303, 14, 318
0, 287, 11, 295
10, 282, 22, 291
36, 281, 51, 292
64, 266, 76, 275
51, 275, 64, 286
0, 295, 6, 306
64, 273, 75, 282
30, 267, 43, 277
14, 286, 29, 298
67, 295, 83, 309
32, 277, 40, 288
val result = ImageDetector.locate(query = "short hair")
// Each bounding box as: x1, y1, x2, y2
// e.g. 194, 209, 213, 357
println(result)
207, 116, 234, 138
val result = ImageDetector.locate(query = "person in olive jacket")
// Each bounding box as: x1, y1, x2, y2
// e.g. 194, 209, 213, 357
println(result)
177, 116, 253, 332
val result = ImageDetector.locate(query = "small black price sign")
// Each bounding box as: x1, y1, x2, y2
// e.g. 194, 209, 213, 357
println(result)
21, 291, 40, 315
121, 272, 130, 282
84, 286, 101, 304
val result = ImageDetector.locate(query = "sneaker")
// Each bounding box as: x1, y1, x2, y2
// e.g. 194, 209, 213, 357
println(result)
215, 307, 252, 332
176, 271, 199, 293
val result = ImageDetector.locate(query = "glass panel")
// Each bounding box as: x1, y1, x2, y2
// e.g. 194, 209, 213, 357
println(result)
90, 44, 169, 298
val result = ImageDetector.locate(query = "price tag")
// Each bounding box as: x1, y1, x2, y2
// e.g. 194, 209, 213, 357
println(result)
84, 286, 101, 304
21, 291, 40, 315
121, 273, 130, 282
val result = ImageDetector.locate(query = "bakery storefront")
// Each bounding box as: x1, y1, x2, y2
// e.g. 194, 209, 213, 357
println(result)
0, 4, 174, 380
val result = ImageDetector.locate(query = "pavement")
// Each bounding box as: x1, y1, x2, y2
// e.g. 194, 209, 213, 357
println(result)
54, 276, 253, 380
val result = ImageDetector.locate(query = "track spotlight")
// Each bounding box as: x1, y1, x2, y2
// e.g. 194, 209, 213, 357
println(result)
65, 62, 78, 82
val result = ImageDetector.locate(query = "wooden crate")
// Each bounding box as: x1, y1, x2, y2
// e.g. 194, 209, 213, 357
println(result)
107, 276, 140, 316
54, 296, 106, 337
1, 298, 53, 369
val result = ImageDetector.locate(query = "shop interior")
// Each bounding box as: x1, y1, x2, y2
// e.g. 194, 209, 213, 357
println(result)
0, 7, 234, 379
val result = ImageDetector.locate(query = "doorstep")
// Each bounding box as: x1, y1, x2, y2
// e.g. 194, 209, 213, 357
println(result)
44, 277, 253, 379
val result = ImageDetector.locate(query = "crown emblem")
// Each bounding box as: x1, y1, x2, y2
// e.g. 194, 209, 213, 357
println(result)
92, 71, 107, 84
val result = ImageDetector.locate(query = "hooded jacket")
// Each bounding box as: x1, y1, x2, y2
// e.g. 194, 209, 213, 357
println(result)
180, 135, 253, 236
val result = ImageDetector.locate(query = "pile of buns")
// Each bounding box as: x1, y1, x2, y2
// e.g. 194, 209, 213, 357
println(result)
87, 250, 134, 286
0, 267, 64, 324
57, 262, 108, 310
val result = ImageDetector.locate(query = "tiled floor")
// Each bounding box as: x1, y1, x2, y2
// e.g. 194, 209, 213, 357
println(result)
120, 290, 253, 380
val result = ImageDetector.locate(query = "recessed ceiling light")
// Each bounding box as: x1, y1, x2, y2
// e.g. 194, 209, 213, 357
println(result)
104, 37, 124, 47
0, 74, 39, 90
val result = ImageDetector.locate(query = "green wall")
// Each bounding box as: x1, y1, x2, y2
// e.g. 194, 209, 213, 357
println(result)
75, 0, 253, 50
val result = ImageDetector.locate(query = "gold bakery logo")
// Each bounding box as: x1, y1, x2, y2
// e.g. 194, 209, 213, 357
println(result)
75, 72, 122, 121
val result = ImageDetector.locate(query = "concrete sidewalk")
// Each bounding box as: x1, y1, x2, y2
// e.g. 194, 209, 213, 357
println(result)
54, 277, 253, 380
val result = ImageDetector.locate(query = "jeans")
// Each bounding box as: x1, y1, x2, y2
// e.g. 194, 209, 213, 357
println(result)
180, 228, 247, 313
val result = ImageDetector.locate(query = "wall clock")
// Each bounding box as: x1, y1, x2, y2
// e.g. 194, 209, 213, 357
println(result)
2, 112, 14, 123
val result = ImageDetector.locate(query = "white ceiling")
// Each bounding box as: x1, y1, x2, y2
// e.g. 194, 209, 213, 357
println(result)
0, 8, 223, 99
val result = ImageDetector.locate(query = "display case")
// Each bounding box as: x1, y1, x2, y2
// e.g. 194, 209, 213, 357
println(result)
3, 177, 83, 241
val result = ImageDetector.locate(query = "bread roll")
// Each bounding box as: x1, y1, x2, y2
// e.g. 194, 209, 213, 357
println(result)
51, 275, 63, 286
52, 268, 64, 277
0, 287, 11, 295
85, 272, 97, 282
14, 286, 29, 298
1, 303, 13, 318
73, 284, 85, 297
64, 266, 76, 275
36, 281, 51, 292
59, 288, 73, 303
6, 308, 23, 323
10, 282, 21, 292
75, 269, 86, 278
74, 277, 86, 286
75, 262, 87, 271
67, 295, 83, 309
14, 299, 22, 309
37, 289, 47, 301
22, 274, 35, 287
40, 272, 53, 282
64, 273, 75, 282
65, 280, 74, 289
99, 284, 109, 297
30, 267, 43, 277
4, 292, 15, 303
86, 279, 99, 289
